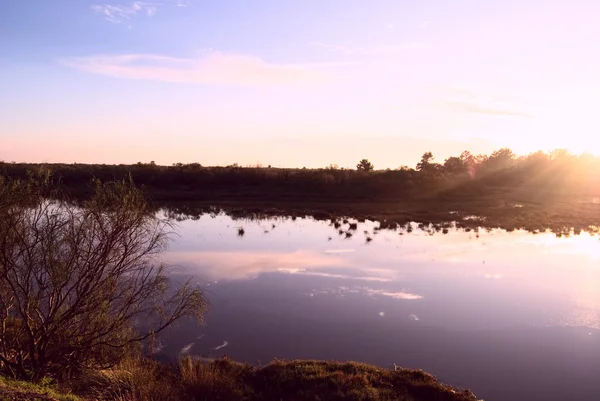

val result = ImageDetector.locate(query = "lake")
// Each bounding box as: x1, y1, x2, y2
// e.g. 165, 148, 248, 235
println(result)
158, 211, 600, 401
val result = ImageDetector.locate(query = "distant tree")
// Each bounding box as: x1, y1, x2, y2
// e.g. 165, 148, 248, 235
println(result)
416, 152, 442, 175
548, 149, 574, 171
491, 148, 515, 160
525, 151, 548, 165
458, 150, 479, 177
416, 152, 434, 171
578, 152, 596, 164
484, 148, 515, 171
443, 156, 467, 174
460, 150, 474, 163
549, 148, 571, 161
356, 159, 374, 172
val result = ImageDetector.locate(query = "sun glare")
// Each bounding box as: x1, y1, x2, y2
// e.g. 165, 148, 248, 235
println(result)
535, 232, 600, 261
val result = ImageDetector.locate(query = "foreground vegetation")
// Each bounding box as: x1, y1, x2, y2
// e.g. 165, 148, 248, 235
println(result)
3, 148, 600, 235
1, 357, 478, 401
0, 375, 80, 400
0, 177, 205, 381
0, 177, 478, 400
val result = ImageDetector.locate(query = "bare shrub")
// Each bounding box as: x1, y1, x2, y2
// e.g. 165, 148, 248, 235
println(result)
0, 177, 206, 381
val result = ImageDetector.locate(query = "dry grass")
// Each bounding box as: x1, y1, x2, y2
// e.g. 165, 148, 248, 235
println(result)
179, 357, 250, 400
176, 357, 478, 401
2, 357, 479, 401
0, 376, 81, 401
71, 358, 181, 401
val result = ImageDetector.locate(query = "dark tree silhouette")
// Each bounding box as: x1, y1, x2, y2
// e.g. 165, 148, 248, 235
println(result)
483, 148, 515, 171
356, 159, 374, 172
416, 152, 434, 171
443, 157, 466, 174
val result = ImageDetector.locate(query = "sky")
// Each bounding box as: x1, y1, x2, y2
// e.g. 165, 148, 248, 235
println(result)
1, 0, 600, 168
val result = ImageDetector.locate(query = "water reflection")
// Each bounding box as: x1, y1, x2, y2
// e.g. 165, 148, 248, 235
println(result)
160, 202, 600, 237
159, 211, 600, 401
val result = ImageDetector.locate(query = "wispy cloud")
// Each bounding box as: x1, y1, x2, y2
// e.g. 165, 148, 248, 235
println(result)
286, 271, 394, 282
446, 101, 531, 117
92, 0, 190, 23
311, 41, 426, 56
439, 86, 532, 118
164, 250, 344, 280
62, 52, 334, 86
365, 289, 423, 300
309, 286, 423, 299
92, 2, 157, 23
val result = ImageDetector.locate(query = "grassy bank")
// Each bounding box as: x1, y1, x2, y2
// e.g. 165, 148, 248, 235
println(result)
1, 357, 478, 401
0, 376, 80, 400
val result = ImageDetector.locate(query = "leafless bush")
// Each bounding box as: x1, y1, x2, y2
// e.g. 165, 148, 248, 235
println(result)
0, 177, 206, 381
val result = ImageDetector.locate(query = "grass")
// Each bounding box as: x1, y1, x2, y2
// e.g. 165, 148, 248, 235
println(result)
0, 376, 81, 401
1, 358, 479, 401
178, 357, 479, 401
73, 357, 180, 401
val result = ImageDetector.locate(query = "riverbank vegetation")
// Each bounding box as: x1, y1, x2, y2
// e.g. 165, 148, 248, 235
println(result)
3, 149, 600, 237
1, 356, 478, 401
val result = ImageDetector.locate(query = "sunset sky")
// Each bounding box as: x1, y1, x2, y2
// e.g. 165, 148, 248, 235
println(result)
2, 0, 599, 168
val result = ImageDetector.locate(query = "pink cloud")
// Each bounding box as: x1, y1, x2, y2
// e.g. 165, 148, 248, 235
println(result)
62, 52, 334, 86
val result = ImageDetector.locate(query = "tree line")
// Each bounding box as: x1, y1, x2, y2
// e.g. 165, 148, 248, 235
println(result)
2, 148, 600, 201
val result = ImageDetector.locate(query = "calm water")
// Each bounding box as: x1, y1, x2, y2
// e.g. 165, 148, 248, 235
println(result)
159, 213, 600, 401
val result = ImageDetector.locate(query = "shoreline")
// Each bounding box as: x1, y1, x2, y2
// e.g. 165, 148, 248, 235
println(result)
0, 357, 480, 401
